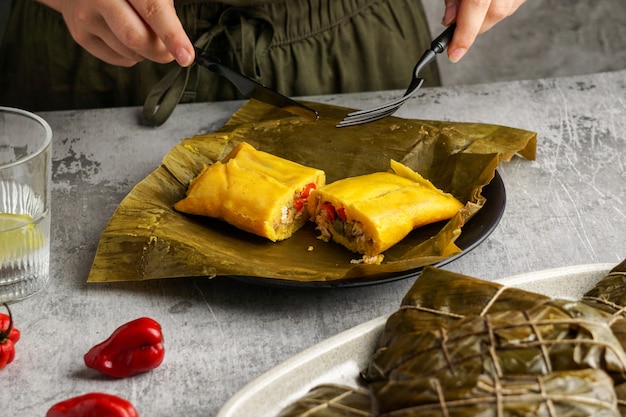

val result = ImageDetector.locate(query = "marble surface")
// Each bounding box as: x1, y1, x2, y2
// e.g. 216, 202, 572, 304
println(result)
2, 69, 625, 416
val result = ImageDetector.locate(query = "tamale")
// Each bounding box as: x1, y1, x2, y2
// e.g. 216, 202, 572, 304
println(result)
307, 160, 463, 259
581, 260, 626, 415
582, 259, 626, 314
275, 384, 373, 417
271, 262, 626, 417
174, 142, 325, 242
364, 267, 551, 381
615, 382, 626, 416
371, 369, 620, 417
368, 299, 626, 385
581, 261, 626, 359
88, 100, 537, 283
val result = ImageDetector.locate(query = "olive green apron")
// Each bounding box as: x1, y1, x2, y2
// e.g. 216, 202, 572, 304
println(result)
0, 0, 439, 125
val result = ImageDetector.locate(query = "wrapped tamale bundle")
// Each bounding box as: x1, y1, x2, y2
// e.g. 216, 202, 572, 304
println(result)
368, 299, 626, 385
581, 261, 626, 357
275, 384, 373, 417
371, 369, 620, 417
582, 259, 626, 314
174, 142, 325, 242
581, 260, 626, 415
615, 382, 626, 416
364, 267, 551, 381
307, 160, 463, 261
580, 260, 626, 367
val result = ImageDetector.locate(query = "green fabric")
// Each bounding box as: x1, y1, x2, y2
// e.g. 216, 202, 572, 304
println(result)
0, 0, 440, 125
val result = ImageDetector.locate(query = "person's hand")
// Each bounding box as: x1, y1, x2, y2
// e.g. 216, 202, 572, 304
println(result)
442, 0, 526, 62
39, 0, 194, 67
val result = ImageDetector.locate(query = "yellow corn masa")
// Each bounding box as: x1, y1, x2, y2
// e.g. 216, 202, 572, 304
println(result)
174, 142, 325, 241
308, 160, 463, 256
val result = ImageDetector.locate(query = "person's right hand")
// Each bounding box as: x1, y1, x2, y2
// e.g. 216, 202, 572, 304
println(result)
443, 0, 526, 62
39, 0, 195, 67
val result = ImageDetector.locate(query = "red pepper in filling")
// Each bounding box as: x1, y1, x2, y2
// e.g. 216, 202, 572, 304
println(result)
319, 202, 336, 223
84, 317, 164, 378
336, 207, 347, 222
0, 304, 20, 370
46, 392, 139, 417
293, 182, 317, 212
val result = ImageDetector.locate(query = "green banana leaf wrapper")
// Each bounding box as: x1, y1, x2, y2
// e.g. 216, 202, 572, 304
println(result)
87, 100, 536, 284
276, 384, 374, 417
365, 267, 626, 383
274, 265, 626, 417
371, 369, 620, 417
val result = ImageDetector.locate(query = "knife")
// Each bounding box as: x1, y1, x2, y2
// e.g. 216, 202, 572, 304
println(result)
194, 48, 319, 121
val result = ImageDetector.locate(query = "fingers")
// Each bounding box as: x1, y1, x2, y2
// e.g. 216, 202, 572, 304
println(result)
443, 0, 526, 63
448, 0, 490, 63
127, 0, 195, 67
442, 0, 459, 26
61, 0, 141, 66
59, 0, 194, 67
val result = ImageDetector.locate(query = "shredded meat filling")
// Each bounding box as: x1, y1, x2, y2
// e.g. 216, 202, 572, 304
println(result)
315, 203, 372, 252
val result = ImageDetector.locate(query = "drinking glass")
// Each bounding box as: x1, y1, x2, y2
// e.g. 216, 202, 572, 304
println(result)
0, 107, 52, 303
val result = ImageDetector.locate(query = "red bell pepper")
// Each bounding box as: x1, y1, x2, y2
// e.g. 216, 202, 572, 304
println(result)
336, 207, 347, 222
46, 392, 139, 417
318, 202, 336, 223
0, 303, 20, 370
293, 182, 317, 212
84, 317, 164, 378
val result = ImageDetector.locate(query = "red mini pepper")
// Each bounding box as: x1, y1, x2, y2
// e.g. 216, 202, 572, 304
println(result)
84, 317, 164, 378
46, 392, 139, 417
0, 303, 20, 370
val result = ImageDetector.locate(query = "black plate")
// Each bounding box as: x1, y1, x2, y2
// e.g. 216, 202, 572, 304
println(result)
226, 171, 506, 289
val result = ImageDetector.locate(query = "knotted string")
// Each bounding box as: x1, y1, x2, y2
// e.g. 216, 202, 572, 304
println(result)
143, 7, 273, 126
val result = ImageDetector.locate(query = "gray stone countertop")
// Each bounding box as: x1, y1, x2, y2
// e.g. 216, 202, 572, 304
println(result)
2, 69, 625, 416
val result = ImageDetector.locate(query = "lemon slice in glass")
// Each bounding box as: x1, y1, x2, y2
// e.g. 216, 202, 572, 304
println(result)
0, 213, 43, 261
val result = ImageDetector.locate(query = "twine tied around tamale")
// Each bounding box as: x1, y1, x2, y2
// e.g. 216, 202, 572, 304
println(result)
375, 371, 618, 417
369, 300, 626, 385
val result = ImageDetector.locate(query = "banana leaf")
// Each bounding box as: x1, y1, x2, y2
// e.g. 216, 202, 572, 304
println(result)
272, 263, 626, 417
371, 369, 620, 417
88, 100, 536, 284
581, 260, 626, 361
275, 384, 373, 417
615, 382, 626, 416
581, 259, 626, 416
583, 259, 626, 313
368, 298, 626, 385
365, 266, 551, 381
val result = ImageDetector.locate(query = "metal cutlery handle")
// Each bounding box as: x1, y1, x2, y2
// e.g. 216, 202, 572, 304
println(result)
413, 24, 457, 78
431, 23, 456, 53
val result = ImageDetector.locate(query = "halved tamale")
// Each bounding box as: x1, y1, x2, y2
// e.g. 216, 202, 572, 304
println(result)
174, 142, 325, 241
371, 369, 620, 417
307, 160, 463, 258
275, 384, 373, 417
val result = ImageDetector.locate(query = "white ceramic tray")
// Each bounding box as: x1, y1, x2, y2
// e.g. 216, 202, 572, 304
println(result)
216, 263, 616, 417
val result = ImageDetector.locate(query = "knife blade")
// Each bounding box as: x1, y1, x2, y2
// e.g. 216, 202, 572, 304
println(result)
194, 48, 319, 121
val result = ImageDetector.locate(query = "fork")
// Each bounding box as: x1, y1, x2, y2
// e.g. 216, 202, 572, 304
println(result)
336, 24, 456, 128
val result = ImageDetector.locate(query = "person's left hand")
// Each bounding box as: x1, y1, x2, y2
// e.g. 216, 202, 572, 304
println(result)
442, 0, 527, 62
